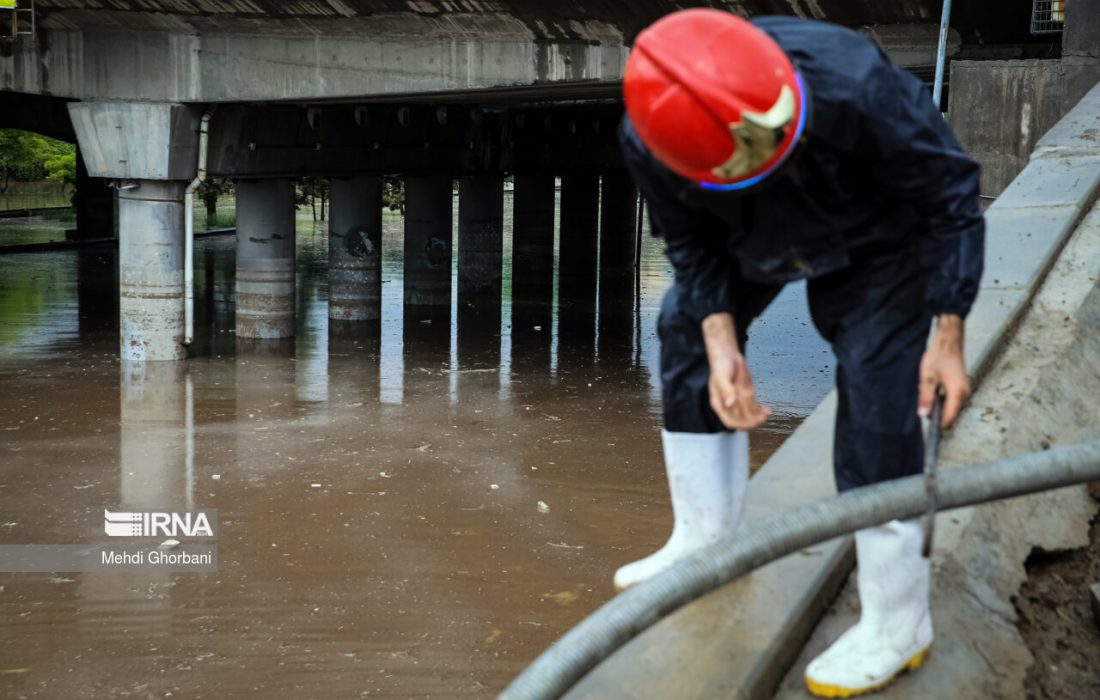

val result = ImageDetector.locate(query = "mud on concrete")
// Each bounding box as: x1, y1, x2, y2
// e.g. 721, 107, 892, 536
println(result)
1017, 515, 1100, 700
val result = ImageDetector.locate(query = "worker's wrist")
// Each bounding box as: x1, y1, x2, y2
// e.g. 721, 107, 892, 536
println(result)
932, 314, 964, 350
702, 312, 740, 361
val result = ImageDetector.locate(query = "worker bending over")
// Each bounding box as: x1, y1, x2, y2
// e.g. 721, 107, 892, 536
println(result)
616, 10, 984, 696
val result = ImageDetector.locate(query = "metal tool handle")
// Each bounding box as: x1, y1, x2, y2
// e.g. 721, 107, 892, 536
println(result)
922, 390, 945, 558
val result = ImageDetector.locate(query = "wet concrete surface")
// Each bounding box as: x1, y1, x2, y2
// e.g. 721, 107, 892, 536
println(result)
0, 199, 833, 698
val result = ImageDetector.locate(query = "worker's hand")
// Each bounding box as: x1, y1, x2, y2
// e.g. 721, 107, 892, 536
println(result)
703, 313, 771, 430
919, 314, 970, 428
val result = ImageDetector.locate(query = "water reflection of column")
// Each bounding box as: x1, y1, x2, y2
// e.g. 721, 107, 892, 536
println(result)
457, 174, 503, 369
119, 362, 189, 509
201, 245, 216, 329
558, 173, 599, 362
329, 324, 381, 406
191, 243, 228, 357
329, 176, 383, 323
77, 246, 118, 340
511, 174, 554, 373
296, 325, 329, 405
236, 179, 296, 339
200, 242, 236, 357
234, 341, 296, 473
88, 360, 183, 654
597, 170, 638, 364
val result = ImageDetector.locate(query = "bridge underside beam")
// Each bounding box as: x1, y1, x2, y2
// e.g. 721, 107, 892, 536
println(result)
205, 104, 624, 178
1, 18, 626, 103
2, 2, 1039, 103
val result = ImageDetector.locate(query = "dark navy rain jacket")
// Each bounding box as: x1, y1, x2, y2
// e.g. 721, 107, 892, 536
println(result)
620, 16, 986, 324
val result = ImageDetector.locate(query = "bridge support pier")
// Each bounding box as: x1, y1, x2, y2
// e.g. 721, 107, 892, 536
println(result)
511, 174, 555, 368
458, 174, 504, 309
558, 173, 600, 310
403, 174, 453, 318
118, 180, 188, 362
68, 101, 201, 362
512, 174, 556, 308
598, 170, 637, 308
598, 170, 637, 358
328, 176, 383, 323
457, 174, 504, 366
235, 179, 297, 339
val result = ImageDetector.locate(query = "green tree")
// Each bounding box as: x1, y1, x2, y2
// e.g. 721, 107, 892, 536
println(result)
382, 175, 405, 215
44, 151, 77, 206
296, 176, 329, 222
0, 129, 78, 205
196, 178, 233, 226
0, 129, 41, 198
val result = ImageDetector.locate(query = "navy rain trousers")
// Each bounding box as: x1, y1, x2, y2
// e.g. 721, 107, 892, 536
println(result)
659, 240, 931, 492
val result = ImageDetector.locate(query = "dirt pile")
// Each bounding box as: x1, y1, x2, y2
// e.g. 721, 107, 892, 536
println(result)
1017, 513, 1100, 700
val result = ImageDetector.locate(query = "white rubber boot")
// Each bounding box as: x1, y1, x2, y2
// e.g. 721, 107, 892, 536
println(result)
804, 519, 933, 698
613, 429, 748, 592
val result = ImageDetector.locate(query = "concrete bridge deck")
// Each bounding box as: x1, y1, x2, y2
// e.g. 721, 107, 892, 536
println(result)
0, 0, 1042, 104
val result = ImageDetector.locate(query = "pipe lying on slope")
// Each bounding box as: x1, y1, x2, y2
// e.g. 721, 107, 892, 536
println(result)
500, 442, 1100, 700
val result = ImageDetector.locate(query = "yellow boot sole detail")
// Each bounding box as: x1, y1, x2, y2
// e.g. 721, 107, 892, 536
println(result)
804, 645, 931, 698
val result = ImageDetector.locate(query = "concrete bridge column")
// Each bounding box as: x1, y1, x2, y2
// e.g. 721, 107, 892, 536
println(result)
235, 179, 297, 339
457, 174, 504, 309
598, 170, 638, 309
456, 174, 504, 368
510, 173, 555, 370
511, 174, 556, 308
404, 174, 453, 310
68, 101, 201, 362
328, 176, 383, 323
598, 170, 638, 361
118, 180, 188, 362
558, 173, 600, 309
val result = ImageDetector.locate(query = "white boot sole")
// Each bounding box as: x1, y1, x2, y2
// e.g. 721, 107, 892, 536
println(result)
805, 643, 931, 698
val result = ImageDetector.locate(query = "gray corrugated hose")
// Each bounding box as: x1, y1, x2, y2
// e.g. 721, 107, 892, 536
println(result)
500, 442, 1100, 700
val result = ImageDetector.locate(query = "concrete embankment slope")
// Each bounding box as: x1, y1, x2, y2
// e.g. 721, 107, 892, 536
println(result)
777, 171, 1100, 700
564, 83, 1100, 700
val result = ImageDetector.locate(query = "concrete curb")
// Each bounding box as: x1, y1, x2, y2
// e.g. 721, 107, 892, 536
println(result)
563, 80, 1100, 700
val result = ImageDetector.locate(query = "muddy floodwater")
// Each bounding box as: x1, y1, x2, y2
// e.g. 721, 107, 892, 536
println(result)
0, 199, 832, 698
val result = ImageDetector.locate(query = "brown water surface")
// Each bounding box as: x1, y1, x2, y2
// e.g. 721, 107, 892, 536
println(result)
0, 201, 832, 698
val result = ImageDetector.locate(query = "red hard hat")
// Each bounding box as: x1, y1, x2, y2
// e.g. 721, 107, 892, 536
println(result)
624, 9, 806, 190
